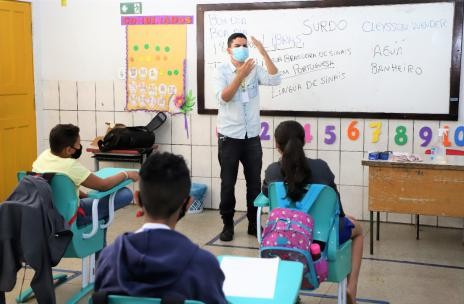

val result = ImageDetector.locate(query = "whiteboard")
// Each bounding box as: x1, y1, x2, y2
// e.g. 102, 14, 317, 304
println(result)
197, 0, 463, 120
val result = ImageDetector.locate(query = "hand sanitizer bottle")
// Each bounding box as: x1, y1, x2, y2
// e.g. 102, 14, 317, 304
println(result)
430, 128, 447, 164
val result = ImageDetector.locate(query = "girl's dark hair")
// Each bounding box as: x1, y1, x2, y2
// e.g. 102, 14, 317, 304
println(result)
274, 121, 311, 201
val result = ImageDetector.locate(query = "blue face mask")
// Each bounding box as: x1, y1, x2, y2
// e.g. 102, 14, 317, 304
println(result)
231, 46, 249, 62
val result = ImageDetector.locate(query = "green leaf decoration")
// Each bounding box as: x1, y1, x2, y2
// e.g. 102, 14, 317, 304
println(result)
180, 89, 196, 113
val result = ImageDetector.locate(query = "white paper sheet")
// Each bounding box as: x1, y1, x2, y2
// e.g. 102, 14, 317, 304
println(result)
220, 256, 279, 299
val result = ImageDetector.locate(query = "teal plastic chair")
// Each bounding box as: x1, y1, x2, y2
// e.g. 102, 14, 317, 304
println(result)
88, 295, 205, 304
17, 168, 135, 304
254, 182, 352, 304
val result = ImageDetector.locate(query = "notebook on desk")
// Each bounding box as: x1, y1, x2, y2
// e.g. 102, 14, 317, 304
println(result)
219, 256, 279, 299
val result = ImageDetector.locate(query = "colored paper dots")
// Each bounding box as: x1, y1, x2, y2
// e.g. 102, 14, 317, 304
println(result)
133, 44, 172, 53
166, 69, 179, 76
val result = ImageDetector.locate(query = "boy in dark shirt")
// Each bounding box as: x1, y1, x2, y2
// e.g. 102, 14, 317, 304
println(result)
95, 152, 227, 303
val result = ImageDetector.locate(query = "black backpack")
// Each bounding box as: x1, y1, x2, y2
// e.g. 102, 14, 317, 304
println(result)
98, 112, 167, 152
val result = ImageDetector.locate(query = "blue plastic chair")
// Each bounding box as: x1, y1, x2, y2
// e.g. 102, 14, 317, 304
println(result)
254, 182, 352, 304
17, 168, 135, 304
88, 295, 205, 304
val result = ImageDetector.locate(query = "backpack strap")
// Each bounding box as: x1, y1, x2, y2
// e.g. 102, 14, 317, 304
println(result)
295, 184, 326, 213
274, 183, 326, 213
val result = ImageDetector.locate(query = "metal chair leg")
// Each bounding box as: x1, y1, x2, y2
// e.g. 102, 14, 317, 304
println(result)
337, 277, 347, 304
416, 214, 420, 240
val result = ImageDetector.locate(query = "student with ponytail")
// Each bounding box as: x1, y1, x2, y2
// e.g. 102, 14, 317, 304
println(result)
262, 120, 363, 304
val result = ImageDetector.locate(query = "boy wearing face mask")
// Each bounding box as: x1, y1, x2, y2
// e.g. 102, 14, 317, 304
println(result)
214, 33, 281, 241
94, 152, 227, 303
32, 124, 138, 234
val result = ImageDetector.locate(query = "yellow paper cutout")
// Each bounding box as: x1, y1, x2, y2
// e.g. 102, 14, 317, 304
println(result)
126, 25, 186, 112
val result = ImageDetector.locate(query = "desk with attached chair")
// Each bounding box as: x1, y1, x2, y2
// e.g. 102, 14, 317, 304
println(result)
17, 168, 137, 304
88, 256, 303, 304
218, 255, 303, 304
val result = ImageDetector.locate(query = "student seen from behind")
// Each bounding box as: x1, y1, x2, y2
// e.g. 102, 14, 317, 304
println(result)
94, 152, 227, 303
262, 120, 363, 304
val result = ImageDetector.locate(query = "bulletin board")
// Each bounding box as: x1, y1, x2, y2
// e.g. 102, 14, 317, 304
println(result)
124, 16, 192, 113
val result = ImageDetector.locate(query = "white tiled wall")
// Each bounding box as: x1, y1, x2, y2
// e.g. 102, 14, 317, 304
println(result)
191, 113, 211, 146
59, 81, 78, 110
172, 114, 192, 145
318, 150, 340, 185
192, 145, 212, 177
78, 111, 96, 141
60, 110, 78, 126
95, 81, 115, 111
42, 80, 59, 109
171, 144, 192, 172
37, 80, 464, 229
340, 151, 364, 186
339, 185, 363, 220
77, 81, 96, 111
43, 110, 60, 139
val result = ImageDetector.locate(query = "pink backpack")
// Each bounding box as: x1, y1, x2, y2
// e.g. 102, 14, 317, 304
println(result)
260, 185, 329, 290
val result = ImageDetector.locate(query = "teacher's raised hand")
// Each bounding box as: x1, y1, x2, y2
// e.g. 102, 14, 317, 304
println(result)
251, 36, 266, 56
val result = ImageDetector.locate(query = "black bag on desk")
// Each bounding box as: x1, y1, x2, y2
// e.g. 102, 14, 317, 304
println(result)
98, 126, 155, 152
97, 112, 167, 152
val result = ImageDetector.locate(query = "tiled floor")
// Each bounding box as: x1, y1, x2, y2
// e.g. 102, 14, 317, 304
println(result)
4, 205, 464, 303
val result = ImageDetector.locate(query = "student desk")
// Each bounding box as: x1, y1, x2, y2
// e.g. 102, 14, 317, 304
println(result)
362, 159, 464, 254
217, 256, 303, 304
86, 146, 157, 171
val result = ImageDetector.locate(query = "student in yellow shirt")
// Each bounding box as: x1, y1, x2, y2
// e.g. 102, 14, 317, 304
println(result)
33, 124, 139, 242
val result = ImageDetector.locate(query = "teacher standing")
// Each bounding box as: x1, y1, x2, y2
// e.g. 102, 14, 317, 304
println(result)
214, 33, 281, 241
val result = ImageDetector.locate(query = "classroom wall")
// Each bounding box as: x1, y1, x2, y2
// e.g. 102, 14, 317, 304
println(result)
32, 0, 464, 228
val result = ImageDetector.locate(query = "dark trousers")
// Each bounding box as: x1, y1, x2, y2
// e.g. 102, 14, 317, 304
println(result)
218, 134, 262, 226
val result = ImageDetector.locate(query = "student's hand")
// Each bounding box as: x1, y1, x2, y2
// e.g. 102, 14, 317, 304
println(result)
126, 171, 139, 182
236, 58, 255, 80
79, 190, 88, 199
251, 36, 266, 56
